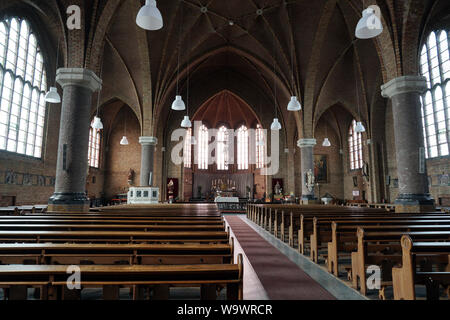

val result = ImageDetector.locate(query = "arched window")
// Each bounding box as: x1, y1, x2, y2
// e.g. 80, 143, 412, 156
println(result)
198, 124, 208, 170
420, 30, 450, 158
0, 17, 47, 158
256, 124, 265, 169
217, 126, 229, 170
237, 125, 249, 170
184, 128, 191, 168
349, 120, 363, 170
88, 120, 101, 168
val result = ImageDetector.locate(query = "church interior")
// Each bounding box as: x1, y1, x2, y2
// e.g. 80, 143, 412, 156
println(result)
0, 0, 449, 303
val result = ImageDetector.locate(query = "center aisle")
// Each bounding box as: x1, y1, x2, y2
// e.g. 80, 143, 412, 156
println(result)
225, 215, 336, 300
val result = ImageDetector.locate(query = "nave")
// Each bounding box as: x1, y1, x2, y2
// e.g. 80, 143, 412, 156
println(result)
0, 203, 448, 301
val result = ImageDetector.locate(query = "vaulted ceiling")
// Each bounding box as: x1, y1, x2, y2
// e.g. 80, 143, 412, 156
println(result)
1, 0, 448, 140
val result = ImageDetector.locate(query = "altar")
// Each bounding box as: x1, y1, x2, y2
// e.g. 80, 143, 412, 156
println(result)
212, 179, 246, 213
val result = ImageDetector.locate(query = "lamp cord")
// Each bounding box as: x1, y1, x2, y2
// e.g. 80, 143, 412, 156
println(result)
54, 39, 60, 86
96, 63, 103, 117
176, 4, 183, 96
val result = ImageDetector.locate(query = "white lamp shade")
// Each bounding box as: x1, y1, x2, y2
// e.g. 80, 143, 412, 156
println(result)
287, 96, 301, 111
355, 8, 383, 39
270, 118, 282, 131
322, 138, 331, 147
120, 136, 129, 145
136, 0, 163, 31
45, 87, 61, 104
91, 116, 103, 130
355, 121, 366, 133
181, 115, 192, 128
191, 136, 197, 145
171, 95, 186, 111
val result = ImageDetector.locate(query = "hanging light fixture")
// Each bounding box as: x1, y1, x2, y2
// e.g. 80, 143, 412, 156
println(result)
92, 116, 103, 130
45, 40, 61, 104
120, 116, 129, 145
172, 7, 185, 111
287, 4, 301, 112
271, 118, 282, 131
271, 32, 281, 131
136, 0, 163, 31
45, 87, 61, 104
120, 136, 129, 145
355, 6, 383, 39
91, 64, 104, 130
354, 53, 367, 135
287, 96, 301, 111
172, 95, 186, 111
355, 121, 366, 133
322, 121, 331, 147
181, 115, 192, 128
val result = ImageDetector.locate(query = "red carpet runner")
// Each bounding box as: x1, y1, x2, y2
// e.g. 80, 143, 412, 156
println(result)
225, 216, 336, 300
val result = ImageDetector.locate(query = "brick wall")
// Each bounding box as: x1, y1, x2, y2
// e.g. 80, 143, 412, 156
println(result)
103, 107, 141, 200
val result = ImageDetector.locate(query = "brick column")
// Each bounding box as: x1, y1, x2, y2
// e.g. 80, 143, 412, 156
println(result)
139, 136, 158, 186
297, 138, 318, 203
381, 75, 435, 213
48, 68, 102, 212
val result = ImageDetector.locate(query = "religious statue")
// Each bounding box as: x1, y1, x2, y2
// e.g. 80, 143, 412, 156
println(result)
274, 181, 282, 195
167, 179, 175, 202
305, 169, 315, 193
127, 168, 135, 185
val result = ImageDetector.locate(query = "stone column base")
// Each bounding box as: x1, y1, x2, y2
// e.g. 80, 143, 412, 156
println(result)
395, 204, 436, 213
48, 193, 90, 212
394, 194, 435, 213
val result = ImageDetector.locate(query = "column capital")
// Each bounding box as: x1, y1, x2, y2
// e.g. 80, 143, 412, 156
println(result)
381, 75, 427, 99
297, 138, 316, 148
56, 68, 102, 92
139, 136, 158, 146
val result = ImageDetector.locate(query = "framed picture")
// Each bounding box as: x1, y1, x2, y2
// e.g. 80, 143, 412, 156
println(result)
313, 154, 328, 183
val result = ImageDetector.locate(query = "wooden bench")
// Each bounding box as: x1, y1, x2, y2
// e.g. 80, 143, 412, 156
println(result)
0, 255, 243, 300
301, 214, 450, 258
352, 228, 450, 296
0, 230, 230, 244
0, 241, 234, 266
0, 223, 225, 232
392, 236, 450, 300
327, 219, 450, 277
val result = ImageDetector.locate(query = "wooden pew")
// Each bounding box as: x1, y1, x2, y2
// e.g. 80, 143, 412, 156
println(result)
0, 254, 243, 300
0, 242, 234, 265
392, 236, 450, 300
327, 219, 450, 277
0, 230, 230, 244
301, 214, 450, 258
351, 228, 450, 296
0, 223, 225, 232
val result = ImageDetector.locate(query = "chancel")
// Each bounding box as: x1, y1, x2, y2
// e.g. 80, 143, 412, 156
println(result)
0, 0, 449, 304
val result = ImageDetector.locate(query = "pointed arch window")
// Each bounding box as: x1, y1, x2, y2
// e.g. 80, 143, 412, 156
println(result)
184, 128, 192, 168
237, 125, 249, 170
217, 126, 229, 170
349, 120, 363, 170
88, 119, 101, 168
0, 17, 47, 158
420, 30, 450, 158
256, 124, 265, 169
198, 124, 208, 170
